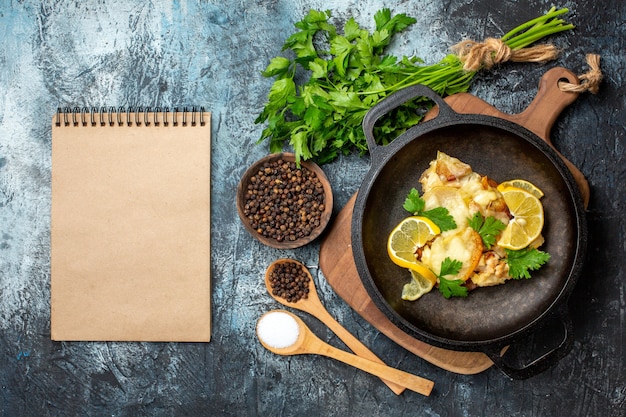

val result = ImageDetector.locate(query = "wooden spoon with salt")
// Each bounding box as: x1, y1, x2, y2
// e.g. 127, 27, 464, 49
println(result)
257, 310, 434, 397
265, 258, 408, 395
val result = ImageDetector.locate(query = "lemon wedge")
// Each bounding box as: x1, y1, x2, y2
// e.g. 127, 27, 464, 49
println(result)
402, 269, 436, 301
498, 186, 545, 250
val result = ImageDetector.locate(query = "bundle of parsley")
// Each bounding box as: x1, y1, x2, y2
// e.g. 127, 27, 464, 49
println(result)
255, 7, 574, 164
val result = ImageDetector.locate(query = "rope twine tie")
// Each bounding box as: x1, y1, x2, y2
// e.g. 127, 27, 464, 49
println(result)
558, 54, 603, 94
452, 37, 603, 94
452, 38, 559, 71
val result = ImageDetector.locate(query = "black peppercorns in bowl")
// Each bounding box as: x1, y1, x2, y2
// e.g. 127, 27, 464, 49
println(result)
237, 153, 333, 249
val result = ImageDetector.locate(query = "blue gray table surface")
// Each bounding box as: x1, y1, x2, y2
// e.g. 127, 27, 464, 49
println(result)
0, 1, 624, 416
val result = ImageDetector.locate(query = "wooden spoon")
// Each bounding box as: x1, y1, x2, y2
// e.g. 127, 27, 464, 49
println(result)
257, 310, 434, 397
265, 258, 406, 395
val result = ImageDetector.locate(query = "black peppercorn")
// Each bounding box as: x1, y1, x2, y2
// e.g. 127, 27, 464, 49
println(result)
268, 261, 310, 303
242, 159, 326, 244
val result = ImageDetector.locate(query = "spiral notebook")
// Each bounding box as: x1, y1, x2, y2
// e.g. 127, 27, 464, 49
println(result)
51, 107, 211, 342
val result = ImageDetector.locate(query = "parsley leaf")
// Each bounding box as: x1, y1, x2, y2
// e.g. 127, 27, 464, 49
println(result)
402, 188, 424, 213
439, 257, 462, 276
261, 56, 292, 78
423, 207, 457, 232
374, 8, 417, 38
505, 248, 551, 279
468, 212, 506, 249
403, 188, 456, 232
437, 257, 468, 298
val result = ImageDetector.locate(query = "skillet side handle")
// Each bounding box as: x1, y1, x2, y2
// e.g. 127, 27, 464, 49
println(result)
362, 85, 454, 164
483, 304, 574, 380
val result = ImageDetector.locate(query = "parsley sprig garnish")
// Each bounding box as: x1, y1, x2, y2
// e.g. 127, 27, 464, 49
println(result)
505, 248, 551, 279
436, 258, 468, 299
403, 188, 457, 232
468, 212, 506, 249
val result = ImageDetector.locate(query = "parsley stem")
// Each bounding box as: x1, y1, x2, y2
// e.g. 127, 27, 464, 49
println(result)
361, 57, 470, 96
501, 7, 565, 42
507, 24, 574, 49
503, 8, 574, 49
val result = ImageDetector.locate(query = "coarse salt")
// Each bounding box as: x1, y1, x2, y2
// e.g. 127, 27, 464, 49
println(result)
257, 311, 300, 348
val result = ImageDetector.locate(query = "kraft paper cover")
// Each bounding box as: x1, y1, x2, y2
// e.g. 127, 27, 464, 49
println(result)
51, 111, 211, 342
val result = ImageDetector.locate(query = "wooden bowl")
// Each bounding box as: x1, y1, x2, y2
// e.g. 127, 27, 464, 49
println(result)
237, 153, 333, 249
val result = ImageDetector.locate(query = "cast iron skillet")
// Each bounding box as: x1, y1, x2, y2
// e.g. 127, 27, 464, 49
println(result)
351, 76, 587, 379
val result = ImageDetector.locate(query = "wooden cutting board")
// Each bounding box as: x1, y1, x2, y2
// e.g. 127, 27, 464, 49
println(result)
319, 67, 586, 375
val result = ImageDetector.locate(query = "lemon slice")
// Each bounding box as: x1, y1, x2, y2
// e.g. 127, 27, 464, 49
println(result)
498, 187, 545, 250
387, 216, 439, 285
387, 216, 440, 265
497, 179, 544, 199
392, 257, 438, 283
402, 269, 436, 301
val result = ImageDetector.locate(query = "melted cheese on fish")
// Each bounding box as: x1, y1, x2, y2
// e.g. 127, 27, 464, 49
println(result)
417, 152, 511, 285
420, 226, 483, 280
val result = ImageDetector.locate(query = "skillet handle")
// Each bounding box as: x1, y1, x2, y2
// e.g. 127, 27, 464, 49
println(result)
483, 304, 574, 380
362, 85, 455, 163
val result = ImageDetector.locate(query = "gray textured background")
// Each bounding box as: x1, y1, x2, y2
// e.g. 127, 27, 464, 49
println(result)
1, 0, 624, 416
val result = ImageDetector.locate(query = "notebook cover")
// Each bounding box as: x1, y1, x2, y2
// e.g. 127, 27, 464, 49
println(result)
51, 111, 211, 342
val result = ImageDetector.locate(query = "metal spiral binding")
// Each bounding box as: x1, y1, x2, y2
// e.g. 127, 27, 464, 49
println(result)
55, 106, 206, 127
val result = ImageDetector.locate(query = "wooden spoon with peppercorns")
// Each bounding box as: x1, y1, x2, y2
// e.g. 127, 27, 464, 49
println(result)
265, 258, 407, 395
